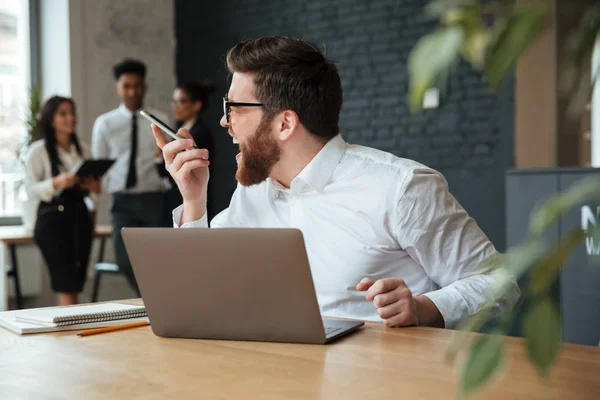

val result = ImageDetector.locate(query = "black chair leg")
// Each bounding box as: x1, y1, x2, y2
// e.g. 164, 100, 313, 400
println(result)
9, 244, 23, 309
91, 271, 102, 303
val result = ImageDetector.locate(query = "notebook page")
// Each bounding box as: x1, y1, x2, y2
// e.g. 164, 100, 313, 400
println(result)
14, 303, 145, 325
0, 316, 149, 335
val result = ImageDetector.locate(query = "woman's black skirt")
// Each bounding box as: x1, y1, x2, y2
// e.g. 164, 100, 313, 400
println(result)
33, 194, 93, 293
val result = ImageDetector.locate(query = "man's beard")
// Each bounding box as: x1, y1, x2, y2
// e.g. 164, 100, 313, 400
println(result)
235, 115, 282, 187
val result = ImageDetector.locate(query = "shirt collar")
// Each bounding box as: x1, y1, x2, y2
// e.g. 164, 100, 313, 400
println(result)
118, 103, 139, 118
57, 143, 78, 157
270, 134, 347, 196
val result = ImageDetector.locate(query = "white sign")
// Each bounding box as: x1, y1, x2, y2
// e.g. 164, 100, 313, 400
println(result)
582, 205, 600, 256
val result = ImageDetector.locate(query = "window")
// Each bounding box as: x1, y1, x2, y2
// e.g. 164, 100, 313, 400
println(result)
0, 0, 30, 220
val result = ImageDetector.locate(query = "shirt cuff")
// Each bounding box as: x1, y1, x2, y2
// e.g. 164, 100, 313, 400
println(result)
36, 178, 57, 202
422, 287, 469, 329
172, 204, 209, 228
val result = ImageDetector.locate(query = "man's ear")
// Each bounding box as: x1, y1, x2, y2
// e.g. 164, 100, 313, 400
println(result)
277, 110, 299, 141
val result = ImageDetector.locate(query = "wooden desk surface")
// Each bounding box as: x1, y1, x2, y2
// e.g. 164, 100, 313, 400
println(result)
0, 225, 112, 245
0, 299, 598, 399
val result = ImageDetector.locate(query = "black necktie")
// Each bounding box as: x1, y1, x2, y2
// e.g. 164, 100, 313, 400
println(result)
126, 114, 138, 189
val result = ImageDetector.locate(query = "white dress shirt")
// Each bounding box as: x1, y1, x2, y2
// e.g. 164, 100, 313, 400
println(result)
91, 104, 169, 194
174, 134, 520, 328
25, 140, 96, 225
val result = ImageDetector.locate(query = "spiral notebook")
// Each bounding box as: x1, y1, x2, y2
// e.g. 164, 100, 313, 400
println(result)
0, 303, 148, 334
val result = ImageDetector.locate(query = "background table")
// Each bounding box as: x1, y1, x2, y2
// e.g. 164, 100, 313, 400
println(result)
0, 225, 112, 310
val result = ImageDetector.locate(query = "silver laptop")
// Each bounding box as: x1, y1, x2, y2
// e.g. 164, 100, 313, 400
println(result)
122, 227, 364, 344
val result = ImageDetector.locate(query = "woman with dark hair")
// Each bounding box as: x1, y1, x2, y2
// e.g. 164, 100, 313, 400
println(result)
25, 96, 101, 305
157, 82, 216, 224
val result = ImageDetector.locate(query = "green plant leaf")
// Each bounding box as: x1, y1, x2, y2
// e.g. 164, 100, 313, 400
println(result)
407, 27, 465, 112
460, 333, 506, 397
461, 27, 490, 70
557, 4, 600, 122
565, 62, 599, 121
446, 241, 547, 362
425, 0, 477, 18
523, 298, 562, 379
446, 306, 494, 362
529, 229, 585, 297
529, 176, 600, 238
485, 5, 547, 89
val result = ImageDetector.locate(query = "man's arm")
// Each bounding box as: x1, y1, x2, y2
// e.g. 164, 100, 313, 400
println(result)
91, 118, 109, 158
91, 118, 112, 191
395, 168, 520, 328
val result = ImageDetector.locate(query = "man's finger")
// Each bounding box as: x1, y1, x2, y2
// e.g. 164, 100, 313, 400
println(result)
355, 277, 375, 292
365, 278, 404, 301
373, 291, 400, 308
162, 137, 196, 165
176, 159, 210, 181
376, 300, 404, 320
176, 128, 194, 141
152, 124, 169, 149
383, 311, 416, 328
170, 148, 210, 174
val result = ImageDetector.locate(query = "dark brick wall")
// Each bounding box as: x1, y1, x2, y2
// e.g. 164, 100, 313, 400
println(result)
175, 0, 514, 250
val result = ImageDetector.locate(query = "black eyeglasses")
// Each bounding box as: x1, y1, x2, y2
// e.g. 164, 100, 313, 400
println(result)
223, 96, 265, 123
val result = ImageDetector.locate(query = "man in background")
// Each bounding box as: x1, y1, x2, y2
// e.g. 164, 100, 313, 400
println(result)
92, 59, 169, 295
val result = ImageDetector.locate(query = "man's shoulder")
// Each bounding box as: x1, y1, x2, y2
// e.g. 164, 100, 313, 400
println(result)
93, 107, 122, 126
232, 180, 271, 197
343, 143, 438, 180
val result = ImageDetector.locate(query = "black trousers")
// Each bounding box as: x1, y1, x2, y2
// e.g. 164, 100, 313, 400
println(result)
111, 192, 164, 295
34, 196, 92, 293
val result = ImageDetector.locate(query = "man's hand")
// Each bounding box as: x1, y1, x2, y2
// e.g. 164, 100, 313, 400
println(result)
356, 278, 444, 328
152, 124, 209, 223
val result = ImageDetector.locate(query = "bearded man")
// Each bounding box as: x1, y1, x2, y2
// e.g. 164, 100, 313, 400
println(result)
152, 36, 519, 329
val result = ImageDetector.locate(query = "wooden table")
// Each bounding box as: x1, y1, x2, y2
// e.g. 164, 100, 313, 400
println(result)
0, 225, 112, 310
0, 299, 598, 399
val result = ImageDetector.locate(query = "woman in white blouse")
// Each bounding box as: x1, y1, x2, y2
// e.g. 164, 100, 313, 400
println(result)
25, 96, 101, 306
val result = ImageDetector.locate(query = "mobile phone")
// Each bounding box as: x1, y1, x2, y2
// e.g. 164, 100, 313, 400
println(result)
140, 110, 208, 160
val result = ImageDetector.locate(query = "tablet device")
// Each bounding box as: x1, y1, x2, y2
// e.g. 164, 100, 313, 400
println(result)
74, 159, 115, 178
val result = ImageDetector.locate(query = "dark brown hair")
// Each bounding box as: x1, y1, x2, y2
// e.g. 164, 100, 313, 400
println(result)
113, 59, 146, 81
38, 96, 82, 177
177, 81, 217, 113
226, 36, 343, 141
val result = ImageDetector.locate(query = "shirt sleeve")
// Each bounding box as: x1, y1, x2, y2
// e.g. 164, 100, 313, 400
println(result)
393, 167, 520, 328
24, 144, 56, 203
172, 204, 231, 228
172, 204, 209, 228
91, 117, 111, 191
173, 184, 248, 228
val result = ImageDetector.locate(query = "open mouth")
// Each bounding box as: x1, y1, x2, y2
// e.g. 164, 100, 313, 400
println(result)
231, 134, 241, 164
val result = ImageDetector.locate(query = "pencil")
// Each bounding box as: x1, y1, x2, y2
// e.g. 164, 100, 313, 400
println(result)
77, 320, 150, 337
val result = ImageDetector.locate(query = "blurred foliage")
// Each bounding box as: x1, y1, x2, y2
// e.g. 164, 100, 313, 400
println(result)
408, 0, 600, 397
25, 85, 42, 146
409, 0, 600, 119
18, 85, 42, 165
444, 176, 600, 397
